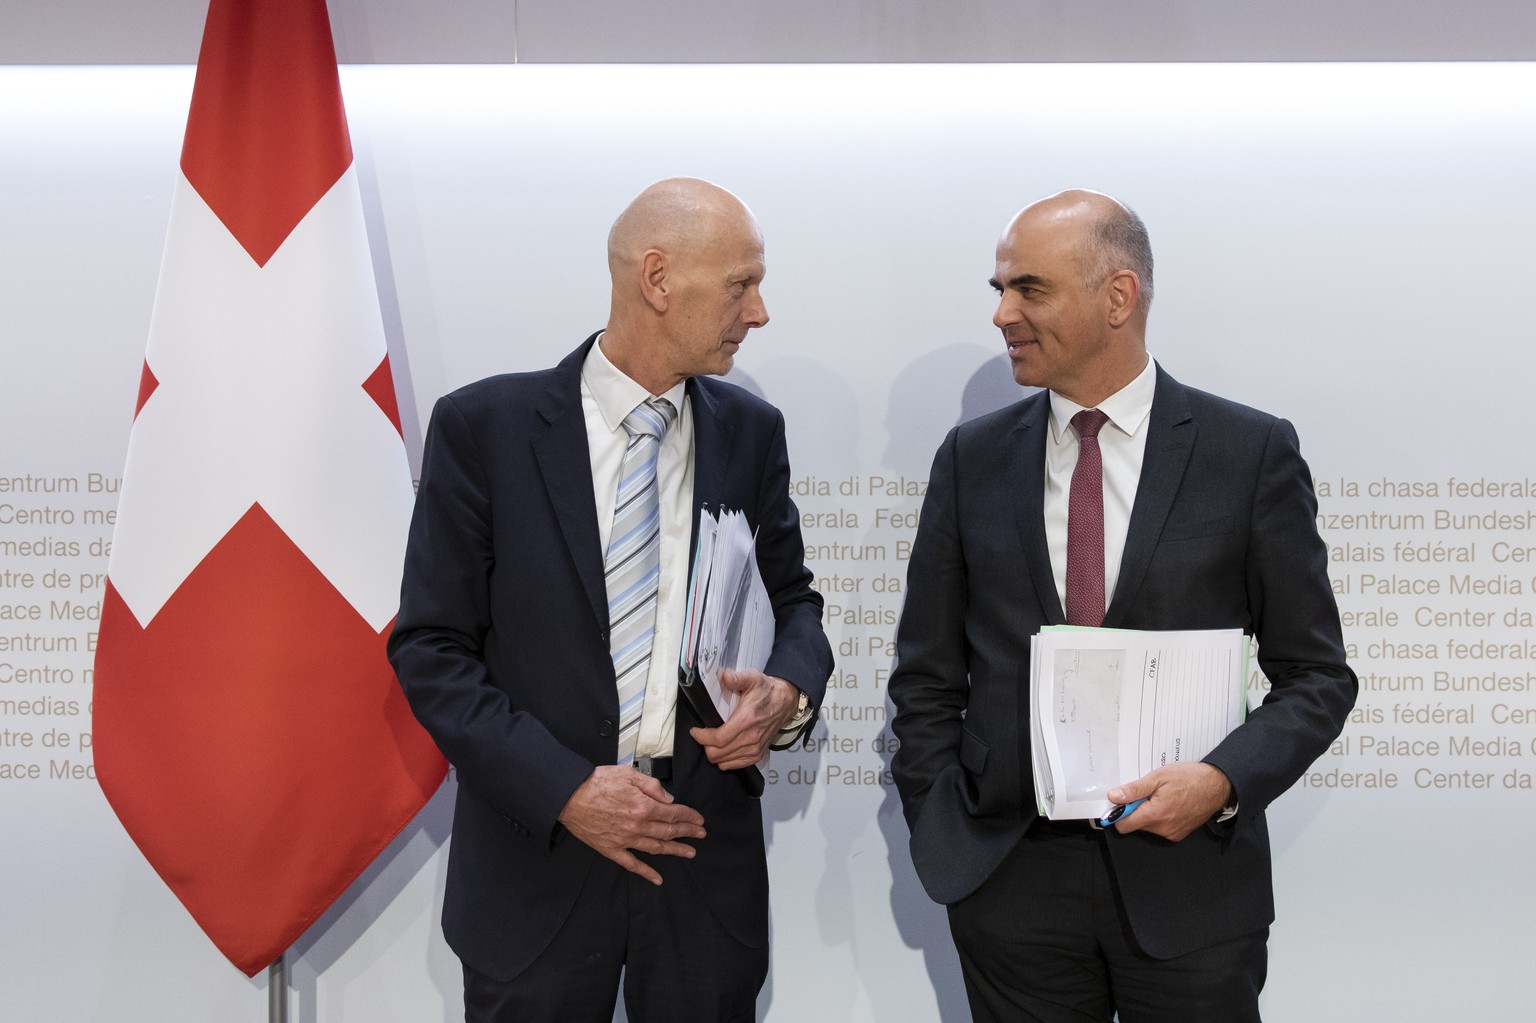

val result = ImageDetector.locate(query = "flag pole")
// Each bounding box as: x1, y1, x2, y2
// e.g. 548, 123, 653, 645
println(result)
268, 953, 288, 1023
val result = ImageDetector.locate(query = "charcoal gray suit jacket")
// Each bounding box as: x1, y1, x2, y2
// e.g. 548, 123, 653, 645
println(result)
890, 364, 1356, 958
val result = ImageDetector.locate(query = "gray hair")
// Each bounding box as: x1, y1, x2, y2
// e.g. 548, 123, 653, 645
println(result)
1087, 202, 1154, 311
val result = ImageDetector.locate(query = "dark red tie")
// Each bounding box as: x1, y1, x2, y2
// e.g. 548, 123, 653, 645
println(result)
1066, 409, 1110, 626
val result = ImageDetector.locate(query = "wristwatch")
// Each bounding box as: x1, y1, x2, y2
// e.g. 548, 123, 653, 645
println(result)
770, 686, 815, 750
783, 687, 812, 730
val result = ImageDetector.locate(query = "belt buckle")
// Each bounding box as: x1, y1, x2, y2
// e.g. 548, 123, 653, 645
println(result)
634, 755, 661, 777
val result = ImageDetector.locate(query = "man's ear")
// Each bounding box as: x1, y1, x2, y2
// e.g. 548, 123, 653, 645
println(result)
639, 248, 670, 313
1105, 269, 1140, 327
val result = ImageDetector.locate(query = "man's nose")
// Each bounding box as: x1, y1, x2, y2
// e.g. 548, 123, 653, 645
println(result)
993, 296, 1018, 330
746, 289, 769, 329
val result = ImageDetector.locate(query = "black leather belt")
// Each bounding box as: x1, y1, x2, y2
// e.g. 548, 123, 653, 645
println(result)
633, 755, 672, 781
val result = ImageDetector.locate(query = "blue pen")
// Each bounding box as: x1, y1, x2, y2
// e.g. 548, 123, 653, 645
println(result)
1096, 798, 1146, 829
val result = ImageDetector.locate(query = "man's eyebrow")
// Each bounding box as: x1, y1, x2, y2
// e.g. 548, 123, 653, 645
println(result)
989, 273, 1049, 293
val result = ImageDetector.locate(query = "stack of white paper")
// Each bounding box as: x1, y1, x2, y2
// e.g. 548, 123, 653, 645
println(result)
678, 507, 775, 723
1029, 626, 1250, 820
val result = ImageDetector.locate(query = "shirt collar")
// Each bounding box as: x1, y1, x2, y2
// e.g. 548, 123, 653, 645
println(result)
582, 333, 688, 433
1048, 358, 1157, 442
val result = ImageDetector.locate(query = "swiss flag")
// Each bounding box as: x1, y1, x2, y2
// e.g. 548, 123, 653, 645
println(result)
92, 0, 446, 977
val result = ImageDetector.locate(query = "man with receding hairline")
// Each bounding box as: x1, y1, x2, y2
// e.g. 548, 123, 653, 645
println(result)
390, 178, 832, 1022
890, 189, 1355, 1021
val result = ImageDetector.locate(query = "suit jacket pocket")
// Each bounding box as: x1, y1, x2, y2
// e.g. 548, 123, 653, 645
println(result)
960, 727, 990, 776
1160, 514, 1233, 543
959, 727, 1010, 818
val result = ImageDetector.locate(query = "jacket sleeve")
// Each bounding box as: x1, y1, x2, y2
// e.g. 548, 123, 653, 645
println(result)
888, 427, 971, 830
754, 409, 834, 708
1203, 417, 1358, 819
387, 395, 594, 848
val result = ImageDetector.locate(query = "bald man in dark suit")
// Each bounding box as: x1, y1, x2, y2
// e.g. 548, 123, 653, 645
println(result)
390, 178, 833, 1023
890, 190, 1356, 1022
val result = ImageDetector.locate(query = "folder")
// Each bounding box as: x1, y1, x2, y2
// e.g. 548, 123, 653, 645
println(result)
678, 506, 776, 791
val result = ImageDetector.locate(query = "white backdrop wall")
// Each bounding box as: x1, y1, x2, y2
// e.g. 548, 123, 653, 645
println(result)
3, 63, 1535, 1021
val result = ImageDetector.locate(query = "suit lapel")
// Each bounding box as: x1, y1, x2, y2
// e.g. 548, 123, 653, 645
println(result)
1104, 366, 1194, 628
1011, 395, 1065, 624
532, 338, 609, 631
686, 378, 733, 553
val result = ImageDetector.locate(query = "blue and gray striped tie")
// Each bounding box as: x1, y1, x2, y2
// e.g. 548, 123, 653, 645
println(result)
605, 397, 676, 764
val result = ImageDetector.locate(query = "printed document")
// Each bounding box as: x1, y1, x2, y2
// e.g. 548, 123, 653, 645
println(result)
1030, 626, 1249, 820
678, 508, 774, 722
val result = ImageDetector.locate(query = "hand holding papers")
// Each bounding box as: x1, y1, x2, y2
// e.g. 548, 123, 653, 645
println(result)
1030, 627, 1250, 821
678, 508, 776, 728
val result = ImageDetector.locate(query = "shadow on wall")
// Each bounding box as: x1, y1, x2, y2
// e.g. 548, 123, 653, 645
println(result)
883, 347, 1027, 475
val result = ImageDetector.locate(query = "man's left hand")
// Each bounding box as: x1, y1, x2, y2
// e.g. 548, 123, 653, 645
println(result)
690, 669, 799, 771
1107, 762, 1233, 842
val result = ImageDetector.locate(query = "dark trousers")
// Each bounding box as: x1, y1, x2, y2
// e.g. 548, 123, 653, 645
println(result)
947, 825, 1267, 1023
461, 849, 767, 1023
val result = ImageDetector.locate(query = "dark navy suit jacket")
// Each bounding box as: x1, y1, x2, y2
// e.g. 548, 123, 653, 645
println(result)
890, 365, 1356, 958
389, 335, 833, 980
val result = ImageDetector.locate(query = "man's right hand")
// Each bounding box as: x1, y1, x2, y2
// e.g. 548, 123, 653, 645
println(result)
557, 765, 706, 885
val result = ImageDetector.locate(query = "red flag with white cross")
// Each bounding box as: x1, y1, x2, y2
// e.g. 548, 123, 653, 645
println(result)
92, 0, 445, 977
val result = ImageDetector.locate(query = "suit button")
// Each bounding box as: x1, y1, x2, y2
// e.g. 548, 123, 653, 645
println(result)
599, 719, 615, 736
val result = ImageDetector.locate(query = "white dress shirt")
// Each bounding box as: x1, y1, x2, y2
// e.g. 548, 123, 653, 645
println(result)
581, 339, 694, 758
1043, 358, 1157, 614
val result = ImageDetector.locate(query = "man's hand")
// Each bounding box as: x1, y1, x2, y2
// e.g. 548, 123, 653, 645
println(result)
1107, 762, 1233, 843
689, 669, 800, 771
557, 765, 706, 885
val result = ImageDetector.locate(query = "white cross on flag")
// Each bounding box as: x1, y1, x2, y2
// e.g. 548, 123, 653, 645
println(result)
92, 0, 445, 977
